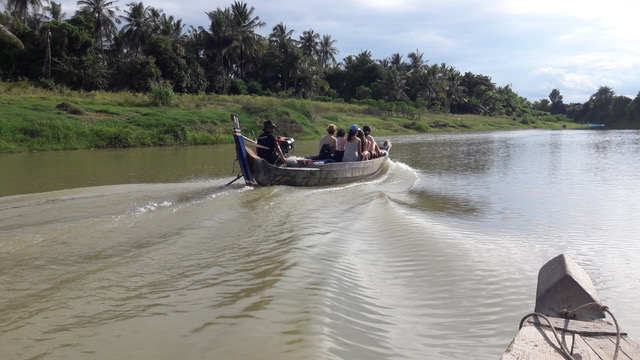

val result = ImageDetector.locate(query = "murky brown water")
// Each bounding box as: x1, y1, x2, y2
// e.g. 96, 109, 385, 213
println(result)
1, 130, 639, 359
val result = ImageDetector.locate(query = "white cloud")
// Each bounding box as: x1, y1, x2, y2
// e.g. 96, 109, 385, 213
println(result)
352, 0, 412, 12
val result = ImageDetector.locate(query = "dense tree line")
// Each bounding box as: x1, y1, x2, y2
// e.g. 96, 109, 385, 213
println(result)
1, 0, 639, 128
532, 87, 640, 128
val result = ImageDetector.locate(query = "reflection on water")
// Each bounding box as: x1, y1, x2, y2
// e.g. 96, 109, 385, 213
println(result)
0, 145, 239, 196
1, 130, 639, 359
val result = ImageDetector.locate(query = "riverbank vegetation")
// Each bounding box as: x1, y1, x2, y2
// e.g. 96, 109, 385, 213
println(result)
0, 82, 582, 153
2, 0, 632, 152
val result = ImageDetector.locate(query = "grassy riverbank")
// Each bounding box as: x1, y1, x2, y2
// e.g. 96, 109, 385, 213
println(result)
0, 82, 585, 153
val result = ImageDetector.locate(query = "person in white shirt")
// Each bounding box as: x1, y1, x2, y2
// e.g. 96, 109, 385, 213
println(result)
342, 125, 361, 162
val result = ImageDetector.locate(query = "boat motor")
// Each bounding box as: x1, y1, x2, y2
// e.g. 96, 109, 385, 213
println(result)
276, 136, 294, 153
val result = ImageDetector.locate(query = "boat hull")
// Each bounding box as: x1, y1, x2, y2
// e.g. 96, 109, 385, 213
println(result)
231, 114, 390, 187
247, 150, 389, 186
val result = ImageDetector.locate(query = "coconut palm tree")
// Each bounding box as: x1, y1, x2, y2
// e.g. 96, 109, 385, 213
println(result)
268, 22, 299, 91
299, 29, 319, 58
389, 53, 403, 69
6, 0, 43, 24
76, 0, 120, 58
120, 1, 151, 56
0, 23, 24, 49
379, 67, 408, 101
158, 14, 184, 40
318, 34, 338, 71
229, 1, 265, 80
204, 7, 234, 77
407, 49, 425, 70
43, 1, 66, 21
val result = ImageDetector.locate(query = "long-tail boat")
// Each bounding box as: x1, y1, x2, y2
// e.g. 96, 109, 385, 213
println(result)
231, 114, 390, 187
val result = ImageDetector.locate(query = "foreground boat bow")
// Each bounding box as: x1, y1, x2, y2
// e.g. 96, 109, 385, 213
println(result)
501, 254, 640, 359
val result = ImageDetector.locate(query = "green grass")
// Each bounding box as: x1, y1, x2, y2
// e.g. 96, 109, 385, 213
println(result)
0, 81, 587, 153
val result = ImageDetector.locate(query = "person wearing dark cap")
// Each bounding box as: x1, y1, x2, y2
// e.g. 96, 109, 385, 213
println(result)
257, 120, 286, 165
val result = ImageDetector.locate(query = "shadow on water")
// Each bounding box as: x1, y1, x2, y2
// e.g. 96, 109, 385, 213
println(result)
395, 188, 486, 220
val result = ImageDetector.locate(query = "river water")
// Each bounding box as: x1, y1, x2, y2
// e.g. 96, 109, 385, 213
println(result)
1, 129, 639, 359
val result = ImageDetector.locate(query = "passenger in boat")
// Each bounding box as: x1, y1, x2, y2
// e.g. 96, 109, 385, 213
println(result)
334, 128, 346, 161
362, 125, 384, 158
318, 124, 337, 160
357, 129, 370, 161
257, 120, 287, 165
342, 125, 361, 162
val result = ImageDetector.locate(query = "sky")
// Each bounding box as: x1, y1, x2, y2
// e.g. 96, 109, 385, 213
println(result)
54, 0, 640, 103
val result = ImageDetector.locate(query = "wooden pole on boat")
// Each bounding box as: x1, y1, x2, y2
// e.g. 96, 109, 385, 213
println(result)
231, 114, 258, 186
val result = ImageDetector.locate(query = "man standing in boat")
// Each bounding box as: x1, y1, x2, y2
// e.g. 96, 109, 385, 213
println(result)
257, 120, 287, 165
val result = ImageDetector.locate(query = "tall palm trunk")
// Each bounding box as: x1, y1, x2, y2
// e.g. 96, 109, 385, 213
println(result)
42, 28, 52, 78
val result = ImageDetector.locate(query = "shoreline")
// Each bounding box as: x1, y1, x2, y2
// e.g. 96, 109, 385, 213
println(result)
0, 82, 586, 153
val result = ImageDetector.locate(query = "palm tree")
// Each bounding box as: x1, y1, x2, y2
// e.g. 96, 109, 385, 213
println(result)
407, 49, 425, 70
299, 29, 319, 58
158, 14, 184, 40
41, 26, 51, 77
390, 53, 404, 68
379, 67, 408, 101
318, 34, 338, 71
0, 23, 24, 49
38, 2, 65, 78
76, 0, 121, 58
268, 22, 299, 91
229, 1, 265, 80
43, 1, 66, 22
204, 7, 234, 77
441, 66, 465, 109
6, 0, 43, 24
120, 1, 151, 56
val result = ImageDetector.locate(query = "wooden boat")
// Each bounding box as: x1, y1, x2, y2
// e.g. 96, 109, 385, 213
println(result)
231, 114, 391, 187
501, 254, 640, 359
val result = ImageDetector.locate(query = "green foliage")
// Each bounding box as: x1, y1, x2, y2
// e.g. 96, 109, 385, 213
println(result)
112, 56, 161, 92
143, 36, 206, 94
405, 121, 430, 132
0, 1, 638, 129
246, 80, 263, 95
48, 21, 94, 58
229, 78, 248, 95
53, 54, 109, 90
149, 81, 176, 107
0, 82, 587, 153
540, 114, 571, 123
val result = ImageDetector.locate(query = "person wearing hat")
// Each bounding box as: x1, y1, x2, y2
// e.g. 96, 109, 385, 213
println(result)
342, 124, 361, 162
257, 120, 286, 165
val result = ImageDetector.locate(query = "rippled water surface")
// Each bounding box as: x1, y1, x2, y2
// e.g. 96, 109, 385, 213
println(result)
1, 129, 639, 359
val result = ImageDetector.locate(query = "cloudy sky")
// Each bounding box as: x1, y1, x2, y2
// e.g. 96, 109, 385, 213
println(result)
55, 0, 640, 103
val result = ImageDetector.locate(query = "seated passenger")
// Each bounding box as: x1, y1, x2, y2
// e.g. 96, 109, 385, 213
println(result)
342, 125, 361, 162
318, 124, 337, 160
357, 129, 370, 161
363, 125, 384, 157
334, 128, 346, 162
